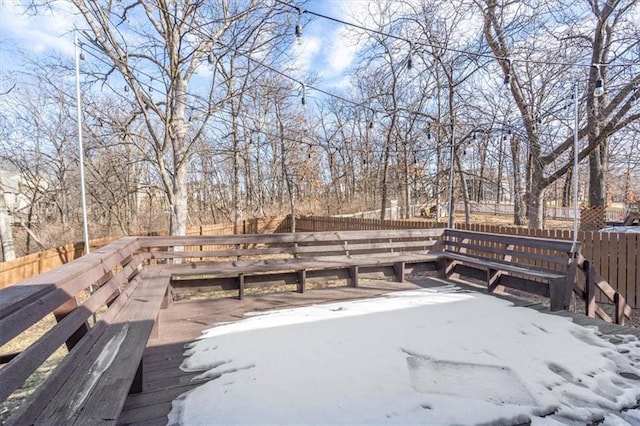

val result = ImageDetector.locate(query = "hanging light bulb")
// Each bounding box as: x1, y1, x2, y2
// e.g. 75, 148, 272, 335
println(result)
295, 7, 303, 45
406, 42, 413, 71
592, 64, 605, 97
295, 23, 302, 41
207, 53, 214, 64
124, 85, 129, 93
301, 83, 306, 106
79, 52, 85, 61
503, 58, 511, 89
594, 79, 605, 97
472, 132, 477, 142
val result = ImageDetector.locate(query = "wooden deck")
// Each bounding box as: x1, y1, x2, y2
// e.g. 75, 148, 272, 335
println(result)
117, 278, 640, 426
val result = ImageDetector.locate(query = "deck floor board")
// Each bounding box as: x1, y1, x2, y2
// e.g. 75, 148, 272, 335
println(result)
118, 277, 639, 425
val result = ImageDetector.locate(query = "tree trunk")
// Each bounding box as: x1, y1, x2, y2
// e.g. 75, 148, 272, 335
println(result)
380, 130, 393, 220
529, 165, 545, 229
588, 140, 607, 206
170, 164, 188, 236
510, 137, 524, 225
0, 187, 16, 261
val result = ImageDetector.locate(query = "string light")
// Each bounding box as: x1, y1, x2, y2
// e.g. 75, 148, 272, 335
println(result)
78, 4, 634, 157
273, 0, 638, 70
406, 42, 413, 71
301, 83, 306, 105
207, 53, 214, 65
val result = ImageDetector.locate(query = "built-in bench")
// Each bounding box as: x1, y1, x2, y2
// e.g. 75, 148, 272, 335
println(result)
138, 229, 445, 298
1, 227, 631, 424
0, 238, 172, 425
439, 229, 580, 311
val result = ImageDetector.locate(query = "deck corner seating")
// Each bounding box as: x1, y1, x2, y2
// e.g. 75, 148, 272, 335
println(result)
0, 227, 630, 425
438, 229, 580, 311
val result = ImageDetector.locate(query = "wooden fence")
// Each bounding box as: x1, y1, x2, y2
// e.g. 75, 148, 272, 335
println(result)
454, 201, 625, 222
296, 216, 640, 308
3, 214, 637, 309
0, 217, 285, 289
0, 237, 116, 289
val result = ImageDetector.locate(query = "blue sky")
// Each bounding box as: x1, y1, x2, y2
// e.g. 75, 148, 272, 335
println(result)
0, 1, 365, 95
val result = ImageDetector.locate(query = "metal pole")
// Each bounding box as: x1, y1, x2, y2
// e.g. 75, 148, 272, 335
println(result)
447, 126, 455, 228
572, 84, 580, 249
74, 33, 91, 257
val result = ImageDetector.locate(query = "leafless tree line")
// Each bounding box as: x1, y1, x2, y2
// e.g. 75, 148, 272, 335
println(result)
1, 0, 639, 259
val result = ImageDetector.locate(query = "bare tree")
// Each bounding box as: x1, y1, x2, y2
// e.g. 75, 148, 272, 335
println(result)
28, 0, 288, 235
479, 0, 640, 228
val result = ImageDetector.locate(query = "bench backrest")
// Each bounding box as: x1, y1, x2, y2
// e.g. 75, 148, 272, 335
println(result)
137, 229, 445, 262
0, 237, 143, 404
442, 228, 579, 272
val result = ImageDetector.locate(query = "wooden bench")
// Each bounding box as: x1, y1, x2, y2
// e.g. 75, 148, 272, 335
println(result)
0, 238, 172, 425
138, 229, 445, 299
439, 229, 580, 311
2, 227, 629, 424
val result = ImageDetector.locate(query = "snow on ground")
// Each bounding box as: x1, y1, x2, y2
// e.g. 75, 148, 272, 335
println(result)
168, 286, 640, 425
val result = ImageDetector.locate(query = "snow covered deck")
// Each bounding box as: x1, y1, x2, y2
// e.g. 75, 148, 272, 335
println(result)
119, 278, 640, 425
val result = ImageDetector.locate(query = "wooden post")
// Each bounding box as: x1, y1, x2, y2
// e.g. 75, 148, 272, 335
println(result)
614, 293, 625, 326
584, 260, 596, 318
487, 269, 502, 293
564, 254, 578, 312
350, 266, 359, 287
53, 299, 90, 351
238, 274, 245, 300
394, 262, 405, 282
549, 278, 567, 311
297, 269, 306, 293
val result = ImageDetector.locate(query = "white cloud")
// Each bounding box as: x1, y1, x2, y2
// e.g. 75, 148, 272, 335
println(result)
323, 26, 358, 76
291, 34, 322, 77
0, 1, 78, 56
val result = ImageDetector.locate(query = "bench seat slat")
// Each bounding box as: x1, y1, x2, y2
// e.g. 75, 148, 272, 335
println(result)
442, 251, 565, 280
